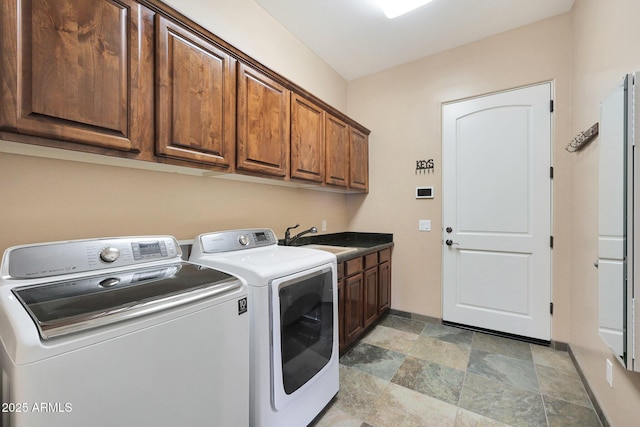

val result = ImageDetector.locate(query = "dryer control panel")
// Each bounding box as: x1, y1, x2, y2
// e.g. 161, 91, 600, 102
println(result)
197, 229, 277, 254
3, 236, 181, 279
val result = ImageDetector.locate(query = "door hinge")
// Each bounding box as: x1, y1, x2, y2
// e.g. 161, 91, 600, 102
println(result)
550, 166, 554, 179
633, 298, 636, 361
550, 100, 554, 112
550, 236, 554, 248
550, 302, 554, 315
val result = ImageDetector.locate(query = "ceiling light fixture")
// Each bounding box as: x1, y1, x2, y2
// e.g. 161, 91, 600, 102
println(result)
375, 0, 434, 19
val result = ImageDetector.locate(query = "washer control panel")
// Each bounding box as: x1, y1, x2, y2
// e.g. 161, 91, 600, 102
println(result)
5, 236, 180, 279
197, 229, 277, 254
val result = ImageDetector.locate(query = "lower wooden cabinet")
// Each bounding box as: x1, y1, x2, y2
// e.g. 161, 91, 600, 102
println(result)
378, 248, 391, 312
363, 252, 379, 328
364, 267, 378, 328
378, 260, 391, 312
344, 272, 365, 344
338, 247, 392, 353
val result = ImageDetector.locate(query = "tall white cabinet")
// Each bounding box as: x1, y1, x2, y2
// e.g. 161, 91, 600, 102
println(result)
598, 72, 639, 371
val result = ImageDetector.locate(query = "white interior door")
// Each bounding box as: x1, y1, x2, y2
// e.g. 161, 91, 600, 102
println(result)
442, 83, 552, 341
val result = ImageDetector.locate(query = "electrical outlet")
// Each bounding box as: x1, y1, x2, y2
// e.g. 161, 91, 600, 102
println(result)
321, 220, 327, 232
606, 359, 613, 387
419, 220, 431, 231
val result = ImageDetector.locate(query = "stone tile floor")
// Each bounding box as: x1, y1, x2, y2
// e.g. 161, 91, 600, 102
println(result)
311, 314, 602, 427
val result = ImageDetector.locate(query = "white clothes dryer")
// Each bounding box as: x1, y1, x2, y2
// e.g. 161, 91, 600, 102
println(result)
189, 228, 338, 427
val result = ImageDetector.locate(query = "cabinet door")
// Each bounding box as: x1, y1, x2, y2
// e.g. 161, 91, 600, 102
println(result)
0, 0, 154, 153
378, 260, 391, 313
325, 114, 349, 187
156, 16, 236, 169
237, 63, 290, 177
291, 94, 325, 182
349, 127, 369, 191
344, 273, 364, 345
364, 267, 378, 328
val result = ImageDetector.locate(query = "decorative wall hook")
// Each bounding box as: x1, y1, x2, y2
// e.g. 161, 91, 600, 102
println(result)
416, 159, 434, 174
566, 122, 599, 152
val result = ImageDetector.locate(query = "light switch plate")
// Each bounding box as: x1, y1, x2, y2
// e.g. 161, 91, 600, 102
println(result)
419, 220, 431, 231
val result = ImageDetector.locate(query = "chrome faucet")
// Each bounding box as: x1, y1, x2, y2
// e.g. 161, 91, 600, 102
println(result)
284, 224, 317, 246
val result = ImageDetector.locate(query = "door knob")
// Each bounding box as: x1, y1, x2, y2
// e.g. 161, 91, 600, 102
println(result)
445, 239, 459, 246
446, 227, 453, 233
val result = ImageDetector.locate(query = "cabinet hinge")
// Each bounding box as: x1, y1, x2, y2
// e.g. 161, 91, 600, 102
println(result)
550, 166, 554, 179
550, 100, 554, 113
550, 236, 554, 248
550, 302, 554, 315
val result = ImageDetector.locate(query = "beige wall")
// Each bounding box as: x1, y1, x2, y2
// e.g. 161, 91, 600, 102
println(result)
0, 154, 350, 249
569, 0, 640, 425
0, 0, 350, 252
346, 14, 573, 343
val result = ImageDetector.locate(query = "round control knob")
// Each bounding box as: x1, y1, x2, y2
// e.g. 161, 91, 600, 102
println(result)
238, 235, 250, 246
99, 246, 121, 263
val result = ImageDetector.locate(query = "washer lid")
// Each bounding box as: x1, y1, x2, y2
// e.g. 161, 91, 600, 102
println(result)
12, 262, 242, 340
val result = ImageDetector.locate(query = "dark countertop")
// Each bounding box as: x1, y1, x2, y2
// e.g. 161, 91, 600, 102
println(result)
280, 232, 394, 262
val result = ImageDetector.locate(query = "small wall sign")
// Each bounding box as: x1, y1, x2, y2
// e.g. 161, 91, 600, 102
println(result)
416, 159, 434, 174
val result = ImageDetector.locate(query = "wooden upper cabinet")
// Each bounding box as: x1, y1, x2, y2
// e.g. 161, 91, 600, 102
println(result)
237, 63, 290, 177
290, 94, 325, 182
155, 16, 236, 169
349, 127, 369, 192
0, 0, 154, 154
0, 0, 370, 189
325, 114, 349, 187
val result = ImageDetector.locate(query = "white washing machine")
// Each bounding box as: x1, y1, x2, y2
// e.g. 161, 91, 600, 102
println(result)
189, 229, 338, 427
0, 236, 249, 427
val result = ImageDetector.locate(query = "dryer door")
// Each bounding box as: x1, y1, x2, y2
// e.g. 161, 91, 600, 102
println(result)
270, 265, 337, 410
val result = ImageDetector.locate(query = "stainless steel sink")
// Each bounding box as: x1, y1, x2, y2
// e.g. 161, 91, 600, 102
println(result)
304, 244, 359, 256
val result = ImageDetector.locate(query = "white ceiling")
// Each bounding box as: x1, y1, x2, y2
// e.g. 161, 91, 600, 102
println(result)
254, 0, 575, 81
